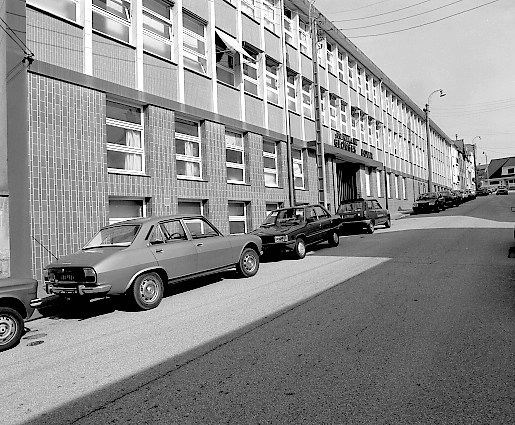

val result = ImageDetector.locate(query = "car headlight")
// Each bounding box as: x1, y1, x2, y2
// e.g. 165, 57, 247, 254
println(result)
428, 202, 435, 205
274, 235, 288, 243
83, 267, 97, 284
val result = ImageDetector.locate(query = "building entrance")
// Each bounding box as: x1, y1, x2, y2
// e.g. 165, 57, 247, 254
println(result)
336, 163, 359, 202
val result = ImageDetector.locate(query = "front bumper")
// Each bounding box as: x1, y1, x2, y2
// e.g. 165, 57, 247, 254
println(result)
46, 283, 111, 296
261, 240, 296, 252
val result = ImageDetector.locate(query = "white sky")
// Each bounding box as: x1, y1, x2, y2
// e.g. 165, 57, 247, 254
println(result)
315, 0, 515, 164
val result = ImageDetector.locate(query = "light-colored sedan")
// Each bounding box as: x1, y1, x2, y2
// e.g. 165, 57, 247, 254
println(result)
44, 215, 262, 310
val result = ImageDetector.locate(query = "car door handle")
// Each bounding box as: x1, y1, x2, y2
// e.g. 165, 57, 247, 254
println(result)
196, 243, 203, 247
155, 249, 163, 253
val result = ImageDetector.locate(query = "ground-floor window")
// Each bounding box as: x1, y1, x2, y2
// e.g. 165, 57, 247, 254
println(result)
376, 171, 382, 197
228, 202, 247, 234
178, 199, 205, 216
394, 175, 399, 199
292, 149, 305, 189
402, 177, 407, 199
108, 198, 146, 224
365, 169, 371, 196
265, 202, 283, 217
386, 173, 391, 198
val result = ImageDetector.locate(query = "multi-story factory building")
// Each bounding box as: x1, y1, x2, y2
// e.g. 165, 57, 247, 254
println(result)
2, 0, 460, 280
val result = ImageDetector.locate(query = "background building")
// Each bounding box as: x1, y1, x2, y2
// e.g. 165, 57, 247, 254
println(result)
2, 0, 461, 280
482, 157, 515, 189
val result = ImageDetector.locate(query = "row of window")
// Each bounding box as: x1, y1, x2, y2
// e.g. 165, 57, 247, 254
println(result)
107, 100, 306, 188
109, 197, 284, 234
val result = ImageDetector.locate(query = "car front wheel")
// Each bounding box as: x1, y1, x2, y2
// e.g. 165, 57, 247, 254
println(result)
327, 231, 340, 247
129, 272, 164, 310
0, 307, 24, 352
293, 238, 307, 259
236, 248, 259, 277
367, 221, 375, 234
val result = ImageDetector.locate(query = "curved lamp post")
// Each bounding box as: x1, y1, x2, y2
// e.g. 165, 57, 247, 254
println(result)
424, 89, 446, 192
471, 136, 481, 190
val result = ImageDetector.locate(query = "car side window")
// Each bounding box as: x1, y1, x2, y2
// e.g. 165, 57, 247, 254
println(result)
161, 220, 187, 242
313, 206, 329, 219
373, 200, 382, 209
148, 225, 166, 244
183, 218, 219, 239
366, 200, 375, 210
306, 208, 317, 221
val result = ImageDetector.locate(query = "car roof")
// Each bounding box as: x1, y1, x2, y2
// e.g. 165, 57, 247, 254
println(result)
104, 214, 206, 227
340, 197, 377, 203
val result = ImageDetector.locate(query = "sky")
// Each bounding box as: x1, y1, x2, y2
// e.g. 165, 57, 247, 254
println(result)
315, 0, 515, 165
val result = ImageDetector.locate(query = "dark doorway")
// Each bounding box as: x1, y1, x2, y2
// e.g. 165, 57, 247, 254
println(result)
336, 163, 358, 202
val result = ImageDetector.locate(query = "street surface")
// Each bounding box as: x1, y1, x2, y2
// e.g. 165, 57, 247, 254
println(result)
1, 193, 515, 424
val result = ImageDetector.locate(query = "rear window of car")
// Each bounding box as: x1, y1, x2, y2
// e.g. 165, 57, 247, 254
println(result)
337, 202, 363, 213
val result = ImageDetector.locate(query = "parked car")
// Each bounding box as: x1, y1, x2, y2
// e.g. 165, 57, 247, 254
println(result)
439, 190, 458, 207
251, 204, 342, 259
464, 189, 476, 200
412, 192, 446, 214
336, 198, 390, 234
0, 278, 38, 352
476, 187, 489, 196
496, 186, 509, 195
44, 215, 262, 310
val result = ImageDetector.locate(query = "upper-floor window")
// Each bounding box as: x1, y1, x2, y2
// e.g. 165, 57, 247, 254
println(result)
357, 66, 364, 95
243, 46, 259, 96
320, 91, 327, 126
299, 20, 310, 56
329, 95, 338, 129
340, 100, 348, 134
93, 0, 131, 43
183, 13, 207, 74
241, 0, 255, 18
28, 0, 79, 22
284, 7, 294, 45
365, 76, 371, 99
292, 149, 305, 189
302, 79, 313, 119
106, 101, 144, 174
143, 0, 173, 60
226, 131, 245, 183
373, 84, 379, 104
348, 62, 355, 88
228, 202, 248, 234
337, 51, 345, 82
351, 115, 358, 138
263, 140, 278, 187
263, 0, 278, 32
266, 58, 279, 104
215, 33, 235, 86
176, 119, 202, 179
287, 71, 297, 112
326, 42, 335, 74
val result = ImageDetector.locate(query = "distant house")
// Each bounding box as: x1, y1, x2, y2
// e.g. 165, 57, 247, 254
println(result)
484, 157, 515, 189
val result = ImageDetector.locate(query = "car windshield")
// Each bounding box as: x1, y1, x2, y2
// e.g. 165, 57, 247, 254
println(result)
337, 202, 363, 213
83, 224, 140, 248
261, 208, 305, 226
417, 193, 438, 200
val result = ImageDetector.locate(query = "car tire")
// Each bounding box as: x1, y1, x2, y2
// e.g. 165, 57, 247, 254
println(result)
385, 217, 391, 228
367, 221, 375, 234
0, 307, 24, 352
129, 272, 164, 311
327, 231, 340, 247
293, 238, 307, 259
236, 247, 259, 278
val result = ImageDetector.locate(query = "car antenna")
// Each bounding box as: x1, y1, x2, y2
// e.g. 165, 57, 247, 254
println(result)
31, 235, 59, 260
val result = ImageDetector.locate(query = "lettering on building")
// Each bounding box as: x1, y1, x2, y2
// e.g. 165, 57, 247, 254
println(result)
333, 131, 357, 154
361, 149, 373, 159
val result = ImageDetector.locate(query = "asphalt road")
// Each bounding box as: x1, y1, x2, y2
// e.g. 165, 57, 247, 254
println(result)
2, 194, 515, 424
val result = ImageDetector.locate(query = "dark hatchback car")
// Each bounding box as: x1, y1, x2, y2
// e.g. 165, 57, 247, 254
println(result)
439, 190, 458, 207
251, 204, 342, 259
336, 198, 390, 234
412, 192, 446, 214
0, 278, 38, 352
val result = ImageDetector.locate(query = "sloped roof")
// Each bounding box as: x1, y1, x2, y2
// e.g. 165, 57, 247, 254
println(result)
488, 157, 515, 178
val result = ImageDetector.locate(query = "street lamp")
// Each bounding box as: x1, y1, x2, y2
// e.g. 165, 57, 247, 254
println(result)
483, 151, 489, 182
471, 136, 481, 190
424, 89, 446, 192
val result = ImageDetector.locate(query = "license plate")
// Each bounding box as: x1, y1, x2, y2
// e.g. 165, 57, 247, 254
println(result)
59, 274, 75, 281
53, 287, 77, 294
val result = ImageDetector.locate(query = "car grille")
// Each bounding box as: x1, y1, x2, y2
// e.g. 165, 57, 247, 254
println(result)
49, 267, 86, 284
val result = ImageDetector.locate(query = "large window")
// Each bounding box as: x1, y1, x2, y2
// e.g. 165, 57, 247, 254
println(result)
284, 7, 294, 45
241, 0, 255, 18
226, 131, 245, 183
93, 0, 131, 43
292, 149, 305, 189
329, 95, 338, 129
263, 0, 278, 32
228, 202, 247, 234
357, 66, 364, 95
348, 62, 355, 88
266, 58, 279, 105
183, 13, 207, 74
287, 71, 297, 112
340, 100, 348, 134
108, 198, 145, 224
263, 141, 278, 187
320, 91, 327, 126
106, 101, 144, 174
299, 20, 310, 56
326, 42, 335, 74
28, 0, 79, 21
243, 46, 259, 96
143, 0, 173, 60
176, 119, 201, 179
215, 34, 235, 86
337, 51, 345, 82
302, 79, 313, 119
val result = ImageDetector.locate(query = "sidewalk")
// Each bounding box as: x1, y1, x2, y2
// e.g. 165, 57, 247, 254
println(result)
391, 208, 413, 220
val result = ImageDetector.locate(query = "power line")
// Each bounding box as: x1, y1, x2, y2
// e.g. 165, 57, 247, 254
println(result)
340, 0, 501, 38
329, 0, 394, 14
339, 0, 469, 31
332, 0, 433, 23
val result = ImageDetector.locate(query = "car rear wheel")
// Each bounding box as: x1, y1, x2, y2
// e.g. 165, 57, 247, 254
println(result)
327, 231, 340, 247
0, 307, 24, 352
367, 221, 375, 234
236, 248, 259, 278
129, 272, 164, 310
293, 238, 307, 259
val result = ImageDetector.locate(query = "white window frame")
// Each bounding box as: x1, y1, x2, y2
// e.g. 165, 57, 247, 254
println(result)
226, 131, 245, 184
263, 0, 277, 32
28, 0, 79, 22
182, 13, 207, 75
292, 149, 305, 189
337, 51, 345, 82
216, 36, 236, 86
284, 7, 294, 45
266, 58, 280, 105
106, 101, 144, 175
329, 95, 338, 129
243, 47, 260, 96
287, 72, 297, 112
241, 0, 255, 18
340, 100, 348, 134
263, 140, 278, 187
142, 0, 173, 60
302, 79, 313, 119
176, 119, 202, 180
228, 202, 248, 234
326, 42, 335, 75
92, 0, 132, 43
299, 20, 310, 56
348, 62, 355, 88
